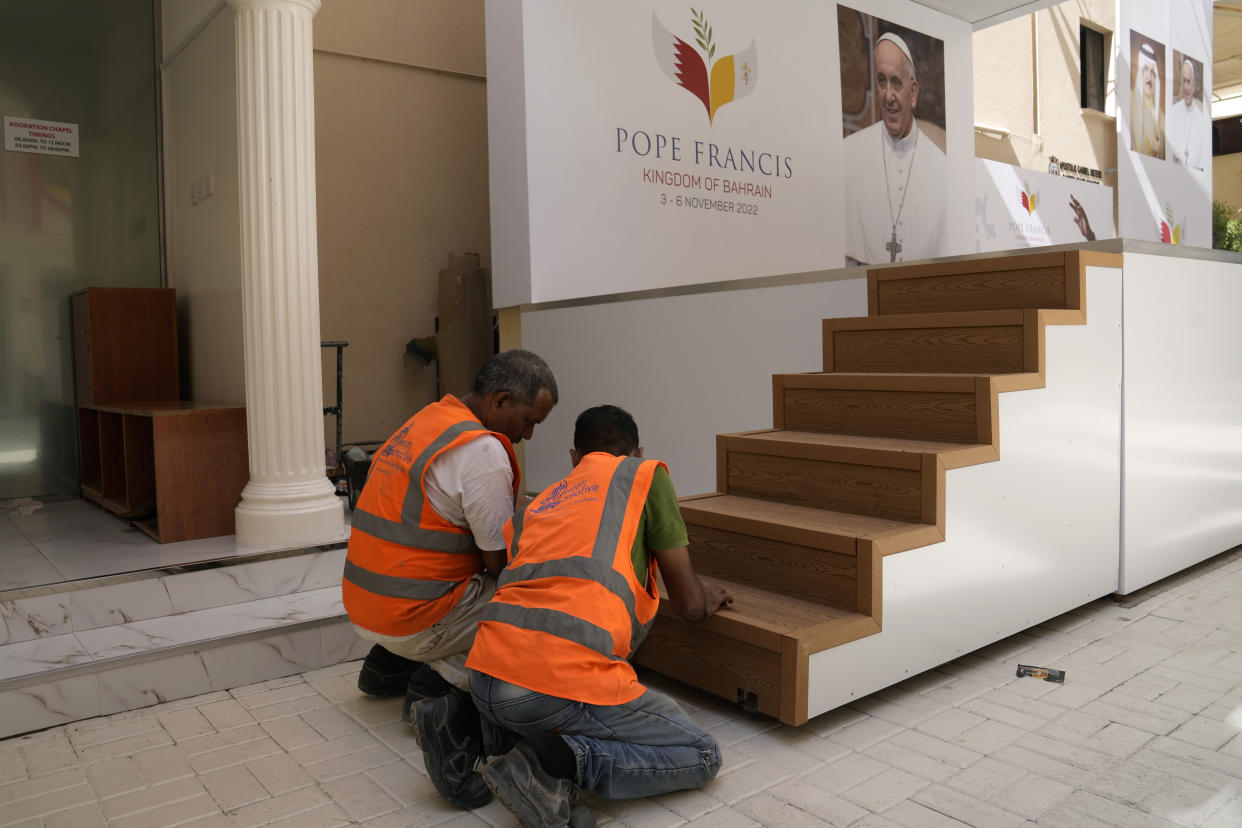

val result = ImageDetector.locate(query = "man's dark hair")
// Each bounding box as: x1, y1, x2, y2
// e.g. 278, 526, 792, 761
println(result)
472, 349, 558, 405
574, 405, 639, 457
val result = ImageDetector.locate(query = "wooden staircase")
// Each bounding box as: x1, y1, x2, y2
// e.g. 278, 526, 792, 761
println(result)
634, 249, 1121, 726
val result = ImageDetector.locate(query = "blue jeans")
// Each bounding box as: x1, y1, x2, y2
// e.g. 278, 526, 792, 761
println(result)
468, 670, 722, 799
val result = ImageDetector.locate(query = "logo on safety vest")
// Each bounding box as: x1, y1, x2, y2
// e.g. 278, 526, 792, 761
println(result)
377, 423, 413, 464
529, 479, 601, 515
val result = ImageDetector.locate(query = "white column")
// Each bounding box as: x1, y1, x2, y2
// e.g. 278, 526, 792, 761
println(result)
231, 0, 343, 548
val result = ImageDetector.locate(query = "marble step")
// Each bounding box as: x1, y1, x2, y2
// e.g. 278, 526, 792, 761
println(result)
0, 546, 369, 739
0, 545, 349, 646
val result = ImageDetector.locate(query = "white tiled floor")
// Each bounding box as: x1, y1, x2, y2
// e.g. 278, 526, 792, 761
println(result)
2, 546, 1240, 827
0, 499, 349, 590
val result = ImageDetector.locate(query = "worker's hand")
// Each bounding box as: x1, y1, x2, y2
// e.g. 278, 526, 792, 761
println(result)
702, 583, 733, 618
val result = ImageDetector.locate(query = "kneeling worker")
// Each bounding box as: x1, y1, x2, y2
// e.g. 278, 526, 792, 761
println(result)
342, 349, 557, 807
417, 404, 733, 826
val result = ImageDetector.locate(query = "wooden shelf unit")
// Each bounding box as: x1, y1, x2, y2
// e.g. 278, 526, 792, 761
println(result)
71, 287, 179, 406
78, 403, 249, 543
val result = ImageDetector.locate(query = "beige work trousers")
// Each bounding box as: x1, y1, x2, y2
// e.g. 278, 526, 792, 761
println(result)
353, 572, 497, 691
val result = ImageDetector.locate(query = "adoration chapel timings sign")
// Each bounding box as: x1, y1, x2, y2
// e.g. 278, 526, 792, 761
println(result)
4, 116, 80, 158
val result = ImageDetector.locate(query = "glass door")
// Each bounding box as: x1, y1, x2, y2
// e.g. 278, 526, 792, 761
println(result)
0, 0, 161, 499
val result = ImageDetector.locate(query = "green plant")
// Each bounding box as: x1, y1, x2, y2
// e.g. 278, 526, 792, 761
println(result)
1213, 199, 1242, 252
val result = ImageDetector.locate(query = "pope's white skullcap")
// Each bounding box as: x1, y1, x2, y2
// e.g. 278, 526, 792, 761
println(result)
876, 32, 915, 75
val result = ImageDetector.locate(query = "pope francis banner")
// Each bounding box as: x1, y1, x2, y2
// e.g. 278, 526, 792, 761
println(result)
486, 0, 974, 307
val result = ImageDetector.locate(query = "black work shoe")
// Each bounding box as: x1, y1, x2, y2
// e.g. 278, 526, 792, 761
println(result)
412, 693, 492, 809
357, 644, 419, 696
401, 664, 456, 724
569, 805, 596, 828
481, 741, 591, 827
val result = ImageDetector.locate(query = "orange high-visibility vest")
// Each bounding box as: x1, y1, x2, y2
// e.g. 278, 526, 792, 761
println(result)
466, 453, 663, 706
343, 395, 518, 636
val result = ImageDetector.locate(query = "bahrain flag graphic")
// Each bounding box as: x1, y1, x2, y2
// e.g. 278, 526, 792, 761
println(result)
652, 9, 758, 124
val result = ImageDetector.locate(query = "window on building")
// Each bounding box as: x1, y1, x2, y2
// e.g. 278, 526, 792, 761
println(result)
1080, 25, 1107, 111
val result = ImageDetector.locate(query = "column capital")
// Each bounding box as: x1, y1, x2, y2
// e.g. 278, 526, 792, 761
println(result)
228, 0, 320, 15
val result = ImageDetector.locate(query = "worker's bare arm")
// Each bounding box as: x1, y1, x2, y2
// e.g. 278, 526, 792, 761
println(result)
652, 546, 733, 622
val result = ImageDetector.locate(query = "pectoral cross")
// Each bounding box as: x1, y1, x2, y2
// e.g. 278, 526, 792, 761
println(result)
886, 231, 902, 262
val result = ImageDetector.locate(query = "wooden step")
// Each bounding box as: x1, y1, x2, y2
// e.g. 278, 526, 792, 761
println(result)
682, 492, 941, 558
868, 250, 1080, 315
866, 249, 1118, 316
774, 372, 988, 444
823, 310, 1044, 375
717, 430, 942, 523
681, 493, 934, 613
682, 493, 915, 554
634, 578, 878, 725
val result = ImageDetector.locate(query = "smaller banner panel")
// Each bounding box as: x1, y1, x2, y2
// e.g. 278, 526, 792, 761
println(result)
1116, 0, 1212, 247
974, 159, 1114, 252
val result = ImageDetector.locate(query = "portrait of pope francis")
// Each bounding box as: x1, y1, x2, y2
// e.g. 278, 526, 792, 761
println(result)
840, 22, 948, 266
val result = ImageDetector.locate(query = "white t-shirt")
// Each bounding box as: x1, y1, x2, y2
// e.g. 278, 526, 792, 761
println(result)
423, 435, 515, 552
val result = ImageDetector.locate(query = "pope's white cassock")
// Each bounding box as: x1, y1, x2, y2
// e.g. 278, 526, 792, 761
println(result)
1167, 98, 1205, 169
843, 120, 947, 265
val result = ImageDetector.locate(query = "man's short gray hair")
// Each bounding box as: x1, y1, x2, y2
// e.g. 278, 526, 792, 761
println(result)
472, 349, 558, 405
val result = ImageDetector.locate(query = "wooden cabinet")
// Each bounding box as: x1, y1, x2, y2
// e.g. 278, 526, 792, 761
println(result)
78, 403, 249, 543
71, 287, 179, 405
73, 287, 249, 542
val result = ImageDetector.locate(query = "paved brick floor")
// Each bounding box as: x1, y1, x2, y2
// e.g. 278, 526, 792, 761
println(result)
2, 547, 1241, 827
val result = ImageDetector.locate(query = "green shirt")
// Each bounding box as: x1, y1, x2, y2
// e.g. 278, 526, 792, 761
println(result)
632, 465, 688, 583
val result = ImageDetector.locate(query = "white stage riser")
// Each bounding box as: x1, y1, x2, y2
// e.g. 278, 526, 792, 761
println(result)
519, 251, 1242, 717
1120, 253, 1242, 593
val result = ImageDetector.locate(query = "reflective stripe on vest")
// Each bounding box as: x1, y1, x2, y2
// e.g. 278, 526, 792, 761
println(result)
488, 456, 647, 660
341, 559, 460, 600
350, 420, 486, 555
483, 602, 619, 662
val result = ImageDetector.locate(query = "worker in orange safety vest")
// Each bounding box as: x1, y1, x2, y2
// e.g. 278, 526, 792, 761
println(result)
342, 350, 557, 809
414, 404, 733, 826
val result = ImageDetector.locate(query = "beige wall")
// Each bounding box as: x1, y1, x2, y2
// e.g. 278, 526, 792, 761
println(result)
1216, 152, 1242, 209
159, 0, 491, 456
973, 1, 1118, 204
162, 5, 245, 406
313, 0, 490, 452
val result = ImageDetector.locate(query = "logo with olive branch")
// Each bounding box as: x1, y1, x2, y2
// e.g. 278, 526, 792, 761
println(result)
1019, 181, 1038, 215
1160, 201, 1182, 244
652, 8, 758, 124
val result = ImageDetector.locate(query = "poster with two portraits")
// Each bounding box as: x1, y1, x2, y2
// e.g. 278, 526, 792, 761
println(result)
1118, 0, 1212, 246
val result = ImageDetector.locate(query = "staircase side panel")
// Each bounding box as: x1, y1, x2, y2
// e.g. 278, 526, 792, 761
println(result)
1119, 253, 1242, 593
520, 276, 869, 497
804, 266, 1123, 718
